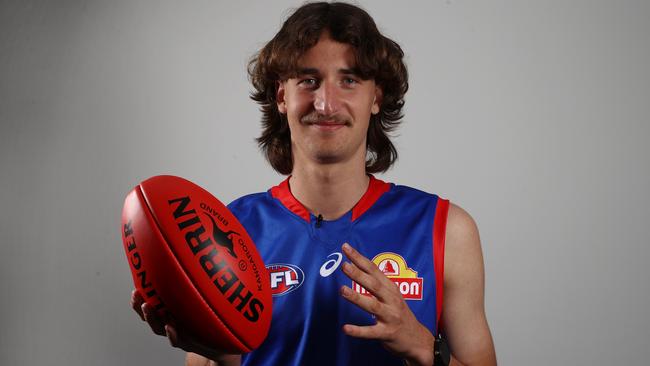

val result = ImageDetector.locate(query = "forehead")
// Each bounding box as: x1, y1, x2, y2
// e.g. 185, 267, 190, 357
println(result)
297, 33, 357, 70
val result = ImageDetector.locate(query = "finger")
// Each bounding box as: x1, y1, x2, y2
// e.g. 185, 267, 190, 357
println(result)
141, 302, 166, 336
340, 285, 385, 319
130, 289, 145, 321
342, 323, 385, 340
342, 243, 385, 277
165, 325, 179, 347
341, 261, 390, 302
165, 324, 193, 352
166, 324, 199, 353
170, 325, 232, 361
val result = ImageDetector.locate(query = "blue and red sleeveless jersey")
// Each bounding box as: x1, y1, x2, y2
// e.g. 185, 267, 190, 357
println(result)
227, 176, 449, 366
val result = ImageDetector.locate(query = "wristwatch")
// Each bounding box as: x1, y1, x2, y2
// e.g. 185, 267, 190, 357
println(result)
434, 333, 450, 366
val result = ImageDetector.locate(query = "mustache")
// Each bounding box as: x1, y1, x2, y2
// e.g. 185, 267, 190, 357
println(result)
300, 112, 350, 125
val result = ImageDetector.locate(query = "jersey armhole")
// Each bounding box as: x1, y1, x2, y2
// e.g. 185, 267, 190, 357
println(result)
432, 197, 450, 334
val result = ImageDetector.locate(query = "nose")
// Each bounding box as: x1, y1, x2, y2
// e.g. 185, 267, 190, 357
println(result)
313, 81, 342, 115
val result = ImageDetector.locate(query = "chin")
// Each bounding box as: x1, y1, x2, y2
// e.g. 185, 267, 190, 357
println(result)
313, 154, 344, 164
307, 146, 348, 164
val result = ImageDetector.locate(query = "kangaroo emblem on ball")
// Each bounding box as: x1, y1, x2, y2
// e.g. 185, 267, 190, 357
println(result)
204, 213, 239, 258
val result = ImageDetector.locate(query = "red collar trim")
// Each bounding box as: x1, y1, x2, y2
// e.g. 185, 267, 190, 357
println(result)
270, 178, 311, 222
269, 175, 391, 223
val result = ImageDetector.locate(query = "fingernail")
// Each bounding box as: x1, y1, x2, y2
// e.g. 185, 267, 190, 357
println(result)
342, 243, 350, 252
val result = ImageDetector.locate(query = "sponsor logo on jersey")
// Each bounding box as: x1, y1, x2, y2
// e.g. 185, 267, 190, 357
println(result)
319, 252, 343, 277
267, 263, 304, 296
352, 252, 424, 300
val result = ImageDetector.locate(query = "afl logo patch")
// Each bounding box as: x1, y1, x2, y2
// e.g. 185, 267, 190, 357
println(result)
267, 263, 304, 297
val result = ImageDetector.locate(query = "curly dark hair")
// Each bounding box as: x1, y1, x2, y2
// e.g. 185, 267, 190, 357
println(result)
248, 2, 408, 175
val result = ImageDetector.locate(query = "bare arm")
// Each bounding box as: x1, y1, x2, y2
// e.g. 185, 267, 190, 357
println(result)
442, 204, 496, 365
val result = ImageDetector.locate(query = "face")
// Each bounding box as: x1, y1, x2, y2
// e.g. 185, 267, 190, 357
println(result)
276, 32, 382, 168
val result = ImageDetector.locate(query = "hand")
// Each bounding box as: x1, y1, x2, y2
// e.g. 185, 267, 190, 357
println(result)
339, 244, 435, 366
129, 289, 240, 364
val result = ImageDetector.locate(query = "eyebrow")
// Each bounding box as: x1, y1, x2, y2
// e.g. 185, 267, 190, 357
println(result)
296, 67, 362, 77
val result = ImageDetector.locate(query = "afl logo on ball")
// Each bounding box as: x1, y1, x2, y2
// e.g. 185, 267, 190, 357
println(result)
267, 264, 304, 297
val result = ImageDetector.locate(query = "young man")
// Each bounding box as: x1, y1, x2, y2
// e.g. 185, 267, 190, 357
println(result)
131, 2, 496, 365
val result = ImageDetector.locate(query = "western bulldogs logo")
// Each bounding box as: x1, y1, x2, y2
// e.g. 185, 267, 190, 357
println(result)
267, 263, 304, 296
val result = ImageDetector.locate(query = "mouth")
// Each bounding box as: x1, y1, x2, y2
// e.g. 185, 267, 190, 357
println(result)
309, 121, 346, 131
301, 114, 350, 131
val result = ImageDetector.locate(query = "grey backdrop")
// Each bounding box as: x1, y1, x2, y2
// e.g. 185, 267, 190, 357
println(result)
1, 1, 649, 365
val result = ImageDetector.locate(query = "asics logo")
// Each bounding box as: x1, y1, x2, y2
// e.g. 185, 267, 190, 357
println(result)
319, 252, 343, 277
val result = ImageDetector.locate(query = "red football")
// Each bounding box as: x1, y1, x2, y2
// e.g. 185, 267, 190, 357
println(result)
120, 175, 272, 353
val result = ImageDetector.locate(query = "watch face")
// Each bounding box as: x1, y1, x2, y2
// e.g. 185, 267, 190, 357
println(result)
435, 336, 451, 366
439, 339, 450, 365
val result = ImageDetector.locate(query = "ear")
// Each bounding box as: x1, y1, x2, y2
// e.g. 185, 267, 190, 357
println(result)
277, 81, 287, 114
371, 85, 383, 115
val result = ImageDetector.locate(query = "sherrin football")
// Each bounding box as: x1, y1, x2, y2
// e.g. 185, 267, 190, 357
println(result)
120, 175, 272, 353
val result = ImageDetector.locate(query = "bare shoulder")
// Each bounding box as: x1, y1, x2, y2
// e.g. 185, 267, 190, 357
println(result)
442, 203, 497, 365
443, 202, 485, 306
445, 203, 483, 270
446, 203, 479, 246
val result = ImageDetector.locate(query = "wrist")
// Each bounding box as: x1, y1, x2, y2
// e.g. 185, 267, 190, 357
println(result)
210, 354, 241, 366
403, 333, 435, 366
403, 353, 433, 366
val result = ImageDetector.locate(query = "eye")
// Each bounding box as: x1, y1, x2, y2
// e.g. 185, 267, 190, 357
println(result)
298, 78, 318, 88
342, 77, 359, 86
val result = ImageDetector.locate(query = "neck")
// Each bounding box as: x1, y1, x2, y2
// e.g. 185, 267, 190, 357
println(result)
289, 161, 369, 221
